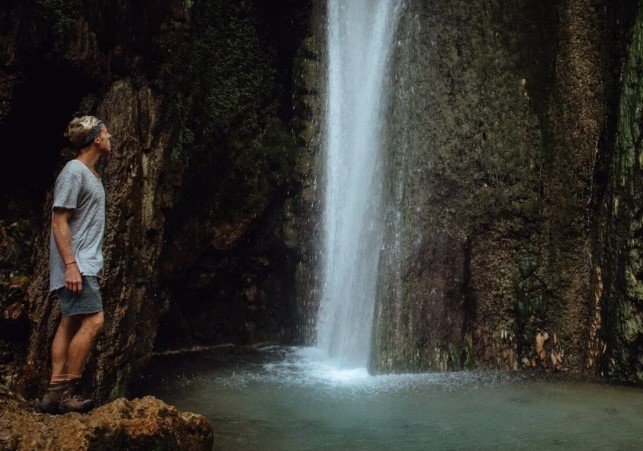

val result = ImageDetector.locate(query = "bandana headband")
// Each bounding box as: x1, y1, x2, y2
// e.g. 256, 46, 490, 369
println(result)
79, 120, 104, 148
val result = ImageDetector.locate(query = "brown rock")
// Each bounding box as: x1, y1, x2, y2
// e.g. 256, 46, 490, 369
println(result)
0, 394, 213, 450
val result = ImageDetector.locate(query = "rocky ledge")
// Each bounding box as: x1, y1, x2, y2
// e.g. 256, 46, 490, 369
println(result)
0, 390, 213, 450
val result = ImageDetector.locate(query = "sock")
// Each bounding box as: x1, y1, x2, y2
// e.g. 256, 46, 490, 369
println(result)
48, 373, 74, 390
46, 381, 69, 393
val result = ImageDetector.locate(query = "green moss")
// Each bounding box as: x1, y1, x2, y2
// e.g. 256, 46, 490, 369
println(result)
602, 3, 643, 383
33, 0, 78, 50
514, 257, 549, 361
462, 333, 476, 370
167, 0, 299, 221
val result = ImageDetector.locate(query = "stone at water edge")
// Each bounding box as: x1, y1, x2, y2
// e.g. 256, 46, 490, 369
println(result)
0, 394, 213, 450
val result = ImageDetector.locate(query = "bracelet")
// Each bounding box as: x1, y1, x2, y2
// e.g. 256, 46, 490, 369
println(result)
65, 260, 77, 266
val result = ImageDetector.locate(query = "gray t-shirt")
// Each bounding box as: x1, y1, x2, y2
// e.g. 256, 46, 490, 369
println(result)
49, 159, 105, 292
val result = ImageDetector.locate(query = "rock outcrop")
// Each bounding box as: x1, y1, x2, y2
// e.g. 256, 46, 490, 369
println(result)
0, 390, 213, 450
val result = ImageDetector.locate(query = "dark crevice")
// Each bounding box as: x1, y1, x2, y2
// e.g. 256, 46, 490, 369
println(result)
0, 61, 95, 217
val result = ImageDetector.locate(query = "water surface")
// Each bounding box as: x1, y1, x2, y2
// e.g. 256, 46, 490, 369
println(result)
137, 347, 643, 450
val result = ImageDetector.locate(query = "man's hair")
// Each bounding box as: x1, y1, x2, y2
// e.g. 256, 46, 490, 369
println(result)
64, 116, 103, 149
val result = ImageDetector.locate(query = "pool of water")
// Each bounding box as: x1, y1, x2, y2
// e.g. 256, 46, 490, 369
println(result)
135, 346, 643, 450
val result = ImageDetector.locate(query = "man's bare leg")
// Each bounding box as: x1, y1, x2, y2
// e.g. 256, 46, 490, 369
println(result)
40, 315, 83, 413
66, 312, 104, 378
52, 311, 103, 414
50, 315, 81, 383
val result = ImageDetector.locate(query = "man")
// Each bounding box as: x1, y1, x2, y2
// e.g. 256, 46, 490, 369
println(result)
39, 116, 111, 414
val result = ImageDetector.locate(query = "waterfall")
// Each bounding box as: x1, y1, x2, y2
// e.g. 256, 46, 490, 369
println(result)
317, 0, 404, 368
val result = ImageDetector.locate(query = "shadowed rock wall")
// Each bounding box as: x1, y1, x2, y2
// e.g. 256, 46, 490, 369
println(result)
597, 2, 643, 382
10, 0, 194, 400
153, 0, 321, 351
0, 0, 319, 401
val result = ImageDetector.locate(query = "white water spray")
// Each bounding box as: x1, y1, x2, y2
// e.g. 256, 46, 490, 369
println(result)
317, 0, 404, 368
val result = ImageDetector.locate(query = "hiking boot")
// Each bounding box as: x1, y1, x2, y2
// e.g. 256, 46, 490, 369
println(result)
58, 379, 93, 413
39, 381, 68, 414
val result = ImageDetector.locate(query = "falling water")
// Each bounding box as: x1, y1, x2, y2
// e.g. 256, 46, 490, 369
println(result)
317, 0, 404, 368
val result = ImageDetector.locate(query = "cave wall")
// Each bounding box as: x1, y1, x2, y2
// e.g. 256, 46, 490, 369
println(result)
0, 0, 641, 402
153, 0, 321, 351
4, 0, 195, 400
597, 2, 643, 383
372, 0, 547, 373
371, 0, 641, 382
1, 0, 319, 401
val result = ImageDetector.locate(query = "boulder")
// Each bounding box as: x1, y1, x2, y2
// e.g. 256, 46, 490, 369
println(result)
0, 392, 213, 450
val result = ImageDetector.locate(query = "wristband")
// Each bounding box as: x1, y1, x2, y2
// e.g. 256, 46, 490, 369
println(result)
65, 260, 77, 266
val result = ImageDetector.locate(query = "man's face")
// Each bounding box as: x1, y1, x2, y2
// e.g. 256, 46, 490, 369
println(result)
96, 124, 112, 154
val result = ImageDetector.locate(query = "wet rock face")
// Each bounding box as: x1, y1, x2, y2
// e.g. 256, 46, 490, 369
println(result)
0, 208, 37, 385
0, 393, 213, 450
372, 0, 549, 373
371, 0, 640, 379
597, 2, 643, 383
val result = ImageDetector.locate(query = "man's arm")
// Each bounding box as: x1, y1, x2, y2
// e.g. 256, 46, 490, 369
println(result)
52, 209, 83, 294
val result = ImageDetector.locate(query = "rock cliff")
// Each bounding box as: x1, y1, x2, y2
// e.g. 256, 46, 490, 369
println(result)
371, 0, 641, 383
0, 0, 640, 415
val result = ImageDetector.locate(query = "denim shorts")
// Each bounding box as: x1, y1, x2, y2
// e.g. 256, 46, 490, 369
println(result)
58, 275, 103, 316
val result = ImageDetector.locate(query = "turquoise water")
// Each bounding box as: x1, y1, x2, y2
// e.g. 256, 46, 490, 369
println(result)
137, 347, 643, 450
